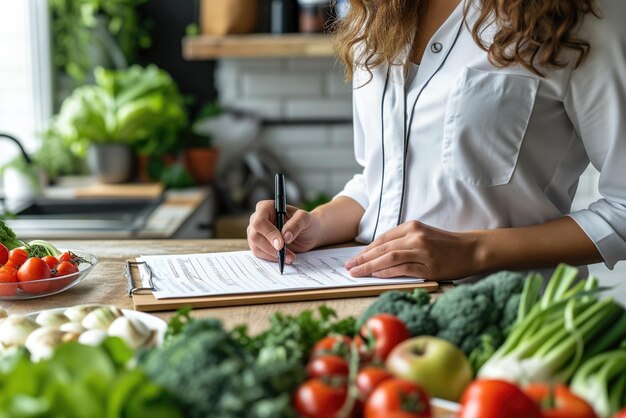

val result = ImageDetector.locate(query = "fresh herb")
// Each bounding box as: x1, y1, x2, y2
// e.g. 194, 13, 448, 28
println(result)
0, 218, 23, 251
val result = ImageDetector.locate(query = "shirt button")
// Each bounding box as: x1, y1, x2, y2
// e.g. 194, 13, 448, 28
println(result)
431, 42, 443, 53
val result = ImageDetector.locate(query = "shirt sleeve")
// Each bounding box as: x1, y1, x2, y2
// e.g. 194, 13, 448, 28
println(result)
564, 0, 626, 269
334, 85, 369, 209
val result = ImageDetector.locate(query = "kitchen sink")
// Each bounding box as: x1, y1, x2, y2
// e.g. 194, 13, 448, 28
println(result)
2, 197, 162, 235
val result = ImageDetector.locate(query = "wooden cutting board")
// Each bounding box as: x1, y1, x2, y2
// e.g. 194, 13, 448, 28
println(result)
75, 183, 164, 199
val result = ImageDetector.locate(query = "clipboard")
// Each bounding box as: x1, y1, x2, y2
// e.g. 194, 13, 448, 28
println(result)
125, 261, 439, 312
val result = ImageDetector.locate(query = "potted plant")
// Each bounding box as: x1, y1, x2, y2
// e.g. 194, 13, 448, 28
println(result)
183, 103, 223, 185
51, 65, 188, 184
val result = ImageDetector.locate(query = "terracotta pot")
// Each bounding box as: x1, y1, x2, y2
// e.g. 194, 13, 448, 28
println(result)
185, 147, 219, 184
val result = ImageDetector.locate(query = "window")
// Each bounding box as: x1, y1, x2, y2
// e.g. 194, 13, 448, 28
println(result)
0, 0, 52, 165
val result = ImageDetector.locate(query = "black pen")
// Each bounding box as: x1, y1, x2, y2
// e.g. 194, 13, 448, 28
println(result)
275, 173, 287, 274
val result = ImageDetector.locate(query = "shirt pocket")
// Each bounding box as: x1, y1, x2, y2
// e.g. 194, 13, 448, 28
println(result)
442, 67, 539, 187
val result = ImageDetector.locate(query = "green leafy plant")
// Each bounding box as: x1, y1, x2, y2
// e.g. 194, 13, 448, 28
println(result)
0, 339, 183, 418
50, 0, 152, 83
51, 65, 188, 156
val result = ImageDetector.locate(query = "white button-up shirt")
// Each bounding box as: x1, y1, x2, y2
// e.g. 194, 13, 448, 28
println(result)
337, 0, 626, 269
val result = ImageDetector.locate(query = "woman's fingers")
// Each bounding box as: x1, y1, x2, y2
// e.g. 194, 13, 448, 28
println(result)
359, 220, 425, 254
249, 201, 284, 250
348, 249, 419, 277
371, 263, 427, 279
249, 232, 296, 263
282, 209, 313, 244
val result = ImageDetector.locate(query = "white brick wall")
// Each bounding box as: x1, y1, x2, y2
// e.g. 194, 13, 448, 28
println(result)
216, 57, 357, 200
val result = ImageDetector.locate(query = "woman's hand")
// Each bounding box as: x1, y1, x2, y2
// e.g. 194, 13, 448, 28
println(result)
247, 200, 323, 264
345, 221, 480, 281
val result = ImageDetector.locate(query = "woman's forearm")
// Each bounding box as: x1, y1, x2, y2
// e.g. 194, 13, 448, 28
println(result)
311, 196, 365, 247
471, 216, 603, 273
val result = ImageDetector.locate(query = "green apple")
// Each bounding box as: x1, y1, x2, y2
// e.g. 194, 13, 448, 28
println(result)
385, 336, 473, 402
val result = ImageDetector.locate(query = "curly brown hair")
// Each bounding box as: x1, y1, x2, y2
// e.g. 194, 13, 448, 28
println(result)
333, 0, 600, 80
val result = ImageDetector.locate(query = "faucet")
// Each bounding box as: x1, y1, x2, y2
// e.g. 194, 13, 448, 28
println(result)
0, 133, 32, 164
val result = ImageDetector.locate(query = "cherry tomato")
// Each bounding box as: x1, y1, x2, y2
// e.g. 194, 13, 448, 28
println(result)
42, 255, 59, 270
524, 384, 597, 418
58, 251, 79, 264
294, 378, 347, 418
458, 379, 543, 418
364, 378, 432, 418
311, 335, 352, 359
55, 260, 79, 277
0, 243, 8, 265
8, 248, 28, 268
0, 266, 18, 296
17, 258, 52, 294
307, 355, 350, 379
613, 408, 626, 418
360, 314, 410, 361
356, 366, 394, 401
52, 260, 81, 291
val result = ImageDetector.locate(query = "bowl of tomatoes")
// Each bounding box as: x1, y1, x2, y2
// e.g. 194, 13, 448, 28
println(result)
0, 249, 98, 300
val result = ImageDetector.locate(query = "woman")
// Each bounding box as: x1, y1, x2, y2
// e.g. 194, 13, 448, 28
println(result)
247, 0, 626, 281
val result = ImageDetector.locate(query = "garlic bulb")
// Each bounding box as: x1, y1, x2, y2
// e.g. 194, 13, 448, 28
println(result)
0, 315, 39, 347
35, 310, 70, 328
24, 327, 65, 361
64, 305, 100, 322
59, 322, 86, 334
108, 316, 154, 349
81, 307, 122, 330
78, 329, 108, 346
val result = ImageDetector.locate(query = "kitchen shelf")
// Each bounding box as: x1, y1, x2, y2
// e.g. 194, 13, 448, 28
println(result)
182, 34, 334, 60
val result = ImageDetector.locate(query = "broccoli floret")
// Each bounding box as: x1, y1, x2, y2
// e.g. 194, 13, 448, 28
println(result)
0, 218, 22, 250
142, 318, 304, 418
357, 289, 436, 336
430, 271, 525, 369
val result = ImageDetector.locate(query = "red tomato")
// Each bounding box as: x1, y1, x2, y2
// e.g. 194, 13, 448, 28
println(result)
8, 248, 28, 268
17, 258, 52, 294
0, 243, 8, 265
51, 260, 80, 291
356, 366, 394, 401
360, 314, 410, 361
311, 335, 352, 359
58, 251, 79, 264
458, 380, 543, 418
55, 260, 79, 276
364, 378, 432, 418
294, 378, 347, 418
0, 266, 18, 296
614, 408, 626, 418
42, 255, 59, 270
524, 384, 598, 418
307, 355, 350, 379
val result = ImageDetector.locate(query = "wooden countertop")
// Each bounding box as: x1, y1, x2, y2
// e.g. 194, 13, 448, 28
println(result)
1, 240, 448, 334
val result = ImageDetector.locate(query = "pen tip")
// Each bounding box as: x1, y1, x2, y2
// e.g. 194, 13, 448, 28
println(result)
280, 264, 284, 275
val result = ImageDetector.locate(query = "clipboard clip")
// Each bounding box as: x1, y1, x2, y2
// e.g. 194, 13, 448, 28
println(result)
125, 261, 155, 296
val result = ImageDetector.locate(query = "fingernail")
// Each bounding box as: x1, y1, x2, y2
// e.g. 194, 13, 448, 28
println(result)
286, 256, 294, 264
284, 231, 294, 244
273, 239, 281, 250
345, 259, 356, 269
350, 267, 363, 276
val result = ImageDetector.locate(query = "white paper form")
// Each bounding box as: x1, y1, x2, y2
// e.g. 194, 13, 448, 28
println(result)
137, 246, 424, 299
